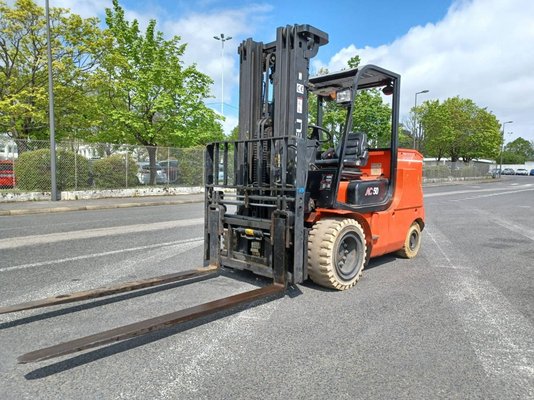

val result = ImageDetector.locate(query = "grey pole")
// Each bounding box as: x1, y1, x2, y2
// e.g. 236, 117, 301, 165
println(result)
498, 120, 513, 177
413, 89, 429, 149
46, 0, 58, 201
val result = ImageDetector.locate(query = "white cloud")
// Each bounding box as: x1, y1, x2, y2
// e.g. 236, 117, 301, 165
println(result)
45, 0, 109, 19
162, 4, 273, 130
50, 0, 156, 31
316, 0, 534, 142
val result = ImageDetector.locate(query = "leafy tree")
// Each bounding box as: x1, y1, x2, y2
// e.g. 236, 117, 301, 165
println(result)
352, 90, 392, 147
398, 125, 414, 149
94, 0, 223, 183
229, 125, 239, 140
419, 100, 449, 160
0, 0, 105, 149
504, 137, 534, 162
419, 97, 501, 162
500, 150, 525, 164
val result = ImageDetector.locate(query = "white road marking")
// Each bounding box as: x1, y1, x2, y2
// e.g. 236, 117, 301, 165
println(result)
0, 218, 204, 250
451, 188, 534, 201
424, 186, 515, 198
0, 237, 203, 273
424, 226, 534, 397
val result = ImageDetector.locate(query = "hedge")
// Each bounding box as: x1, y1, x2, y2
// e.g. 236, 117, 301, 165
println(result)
15, 148, 91, 191
91, 154, 138, 189
177, 147, 205, 186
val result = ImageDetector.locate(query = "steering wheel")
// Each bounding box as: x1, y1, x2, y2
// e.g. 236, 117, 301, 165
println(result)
308, 124, 332, 144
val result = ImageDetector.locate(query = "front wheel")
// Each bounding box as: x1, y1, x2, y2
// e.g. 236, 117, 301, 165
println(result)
308, 218, 367, 290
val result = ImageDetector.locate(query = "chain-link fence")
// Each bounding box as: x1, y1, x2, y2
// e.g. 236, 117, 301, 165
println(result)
1, 137, 498, 194
0, 138, 204, 192
423, 160, 493, 181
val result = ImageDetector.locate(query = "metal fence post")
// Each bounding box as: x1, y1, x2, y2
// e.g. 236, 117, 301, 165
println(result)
166, 147, 170, 184
125, 147, 129, 188
74, 141, 78, 190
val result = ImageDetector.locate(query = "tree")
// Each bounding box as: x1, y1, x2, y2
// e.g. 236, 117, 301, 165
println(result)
94, 0, 223, 183
419, 100, 450, 161
0, 0, 105, 149
229, 125, 239, 140
500, 150, 525, 164
419, 97, 501, 162
503, 137, 534, 162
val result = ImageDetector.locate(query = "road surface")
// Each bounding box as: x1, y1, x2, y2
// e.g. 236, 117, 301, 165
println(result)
0, 177, 533, 399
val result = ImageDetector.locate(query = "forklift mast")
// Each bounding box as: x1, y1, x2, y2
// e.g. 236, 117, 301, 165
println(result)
237, 24, 328, 141
205, 25, 329, 286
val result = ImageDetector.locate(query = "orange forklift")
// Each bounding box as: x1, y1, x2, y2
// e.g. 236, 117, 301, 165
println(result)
0, 24, 424, 363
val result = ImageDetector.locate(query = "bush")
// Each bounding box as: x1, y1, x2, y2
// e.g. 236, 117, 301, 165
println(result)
177, 147, 204, 186
15, 148, 91, 191
91, 154, 138, 189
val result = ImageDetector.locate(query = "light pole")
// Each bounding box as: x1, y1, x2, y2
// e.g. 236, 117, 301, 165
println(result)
45, 0, 58, 201
498, 120, 513, 177
213, 33, 232, 116
413, 89, 429, 149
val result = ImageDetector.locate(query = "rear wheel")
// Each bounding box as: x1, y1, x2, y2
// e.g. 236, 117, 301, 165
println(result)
308, 218, 366, 290
396, 222, 421, 258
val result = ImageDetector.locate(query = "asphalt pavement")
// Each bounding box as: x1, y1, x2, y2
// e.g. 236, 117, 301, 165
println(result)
0, 176, 532, 399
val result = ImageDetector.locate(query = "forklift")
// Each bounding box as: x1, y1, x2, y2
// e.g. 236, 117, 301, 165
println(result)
0, 24, 424, 363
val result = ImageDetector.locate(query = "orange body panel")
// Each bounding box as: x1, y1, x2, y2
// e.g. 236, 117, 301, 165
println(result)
306, 148, 425, 259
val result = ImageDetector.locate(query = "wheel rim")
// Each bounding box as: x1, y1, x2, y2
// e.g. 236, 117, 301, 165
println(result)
409, 229, 419, 251
334, 232, 364, 281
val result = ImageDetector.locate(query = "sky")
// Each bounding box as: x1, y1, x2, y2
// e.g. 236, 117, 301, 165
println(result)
47, 0, 534, 143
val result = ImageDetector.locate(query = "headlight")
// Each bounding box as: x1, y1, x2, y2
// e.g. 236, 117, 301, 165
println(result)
336, 89, 352, 104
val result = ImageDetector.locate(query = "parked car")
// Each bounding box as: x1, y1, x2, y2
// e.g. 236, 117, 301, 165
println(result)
136, 162, 168, 184
530, 169, 534, 176
488, 168, 500, 178
515, 168, 529, 176
158, 160, 178, 183
0, 160, 15, 188
501, 168, 515, 175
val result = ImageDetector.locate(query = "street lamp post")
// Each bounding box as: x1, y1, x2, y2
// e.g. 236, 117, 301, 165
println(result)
213, 33, 232, 116
413, 89, 429, 150
498, 120, 513, 177
45, 0, 58, 201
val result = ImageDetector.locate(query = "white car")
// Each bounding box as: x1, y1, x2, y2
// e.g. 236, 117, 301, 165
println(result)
515, 168, 529, 176
137, 162, 168, 184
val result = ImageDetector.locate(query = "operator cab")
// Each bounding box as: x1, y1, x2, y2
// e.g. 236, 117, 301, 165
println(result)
305, 66, 400, 212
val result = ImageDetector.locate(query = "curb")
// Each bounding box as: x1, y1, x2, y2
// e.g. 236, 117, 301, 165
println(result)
0, 198, 204, 216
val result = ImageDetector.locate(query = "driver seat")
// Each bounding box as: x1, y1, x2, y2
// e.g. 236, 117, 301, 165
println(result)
316, 132, 369, 179
341, 132, 368, 168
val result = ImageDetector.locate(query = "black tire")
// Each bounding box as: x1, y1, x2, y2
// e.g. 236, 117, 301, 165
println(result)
396, 222, 422, 259
308, 218, 366, 290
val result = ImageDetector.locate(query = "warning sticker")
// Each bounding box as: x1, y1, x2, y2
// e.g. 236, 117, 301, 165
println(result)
297, 97, 303, 114
371, 163, 382, 175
